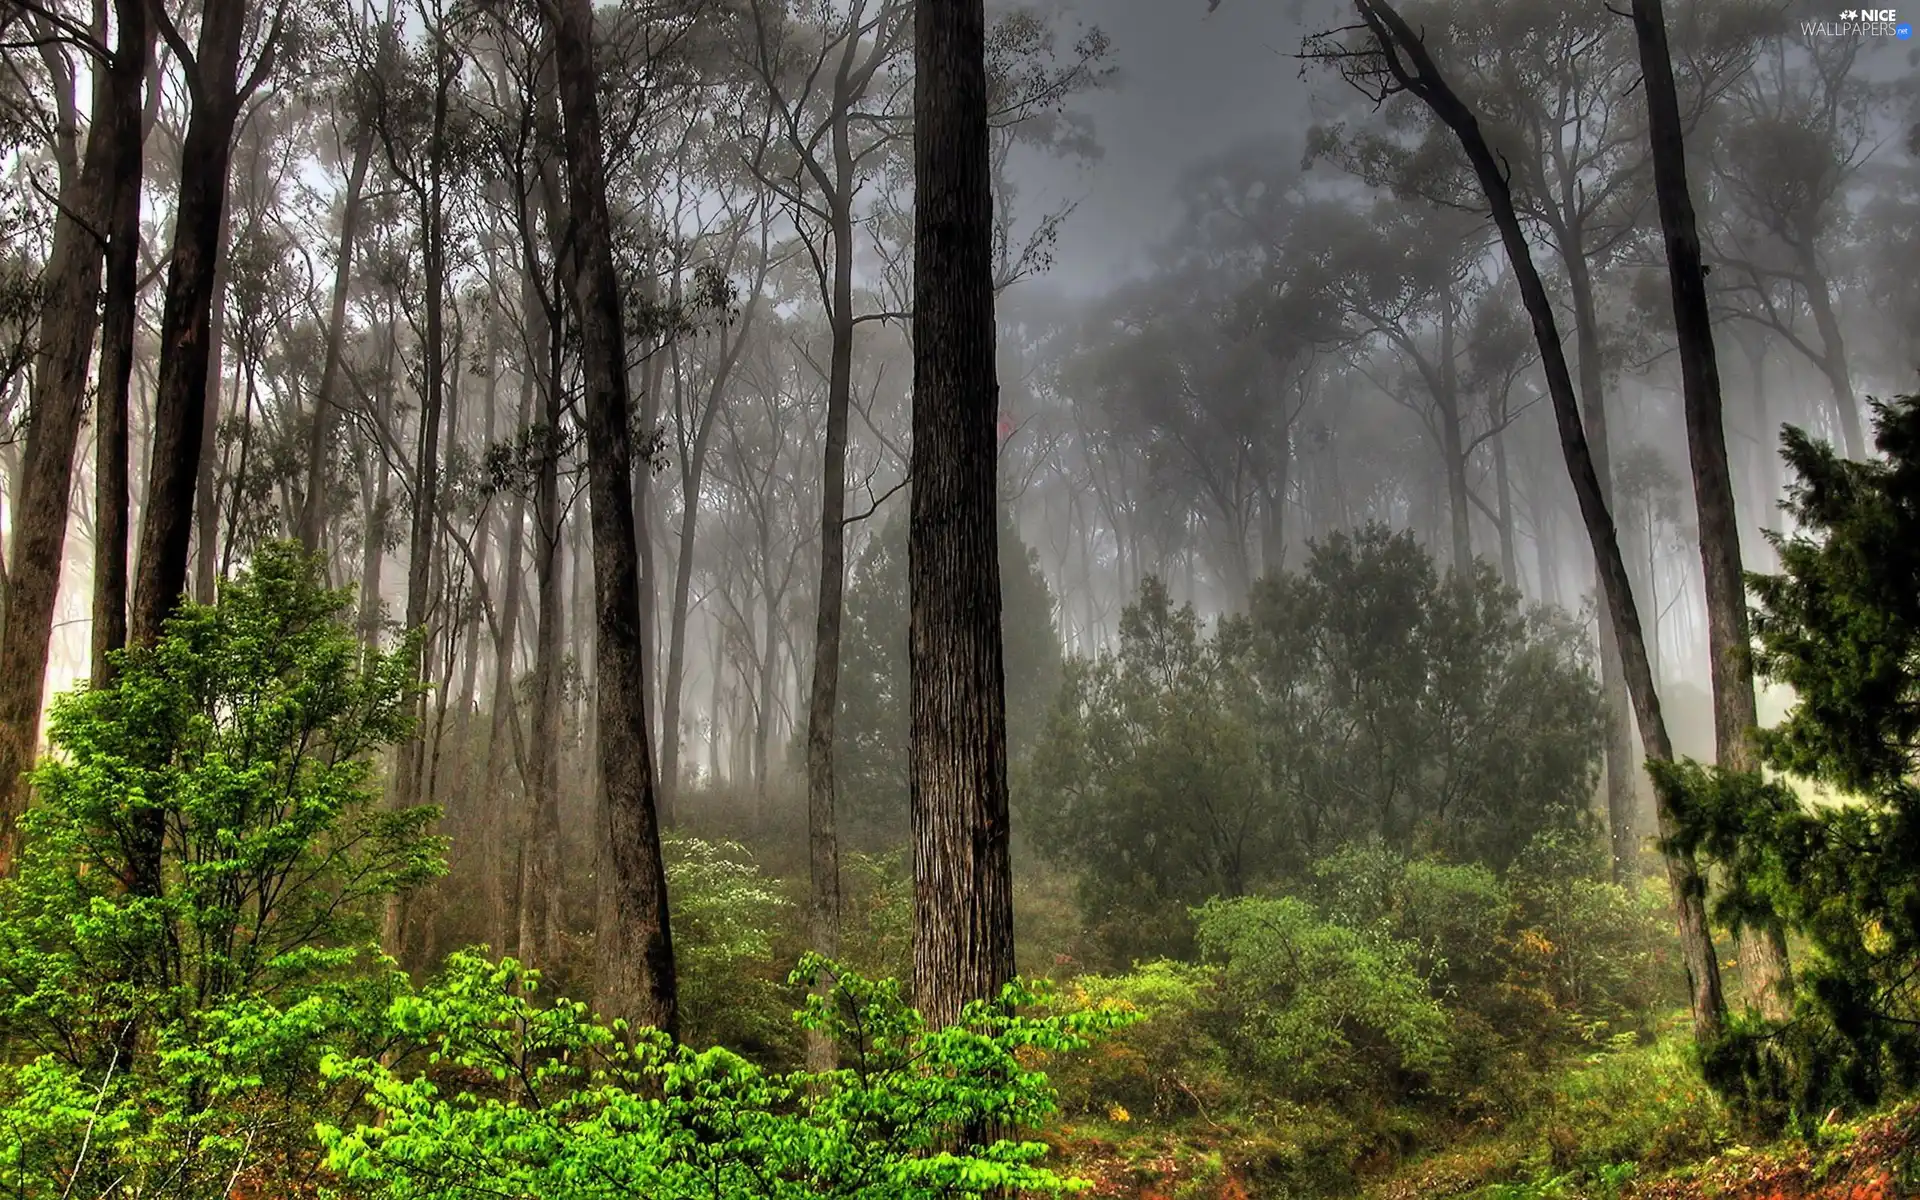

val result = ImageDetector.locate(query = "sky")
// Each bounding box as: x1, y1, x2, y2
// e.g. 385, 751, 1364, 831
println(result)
1017, 0, 1347, 296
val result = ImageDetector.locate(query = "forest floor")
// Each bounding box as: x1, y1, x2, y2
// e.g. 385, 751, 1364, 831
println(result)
1044, 1046, 1920, 1200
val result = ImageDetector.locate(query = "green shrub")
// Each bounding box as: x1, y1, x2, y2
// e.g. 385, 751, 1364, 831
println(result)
0, 542, 440, 1197
1194, 895, 1453, 1102
666, 835, 794, 1056
1043, 960, 1235, 1119
320, 952, 1133, 1199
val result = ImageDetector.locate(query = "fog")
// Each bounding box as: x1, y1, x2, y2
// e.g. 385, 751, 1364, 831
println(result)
0, 0, 1916, 1187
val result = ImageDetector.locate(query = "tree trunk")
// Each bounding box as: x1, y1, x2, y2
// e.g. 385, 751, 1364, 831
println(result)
1493, 423, 1518, 589
484, 375, 531, 957
1798, 252, 1865, 460
297, 107, 379, 551
90, 0, 153, 688
0, 8, 130, 867
544, 0, 677, 1037
131, 0, 266, 645
193, 200, 234, 605
1562, 245, 1642, 887
1631, 0, 1793, 1021
910, 0, 1016, 1033
1351, 0, 1726, 1045
520, 252, 565, 972
384, 60, 452, 957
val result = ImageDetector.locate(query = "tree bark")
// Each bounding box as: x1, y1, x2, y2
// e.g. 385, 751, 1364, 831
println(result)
543, 0, 678, 1037
1630, 0, 1792, 1021
1348, 0, 1726, 1045
910, 0, 1016, 1032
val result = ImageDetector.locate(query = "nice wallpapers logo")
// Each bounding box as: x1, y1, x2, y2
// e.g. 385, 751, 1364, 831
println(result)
1805, 7, 1914, 35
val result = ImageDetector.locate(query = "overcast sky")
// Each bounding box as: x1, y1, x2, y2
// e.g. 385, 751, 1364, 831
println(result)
1017, 0, 1347, 296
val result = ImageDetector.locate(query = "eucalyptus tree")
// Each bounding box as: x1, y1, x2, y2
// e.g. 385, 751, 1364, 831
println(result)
0, 0, 152, 866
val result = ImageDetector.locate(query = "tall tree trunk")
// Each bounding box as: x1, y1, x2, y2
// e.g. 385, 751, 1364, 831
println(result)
384, 62, 452, 957
519, 253, 565, 971
1350, 0, 1726, 1045
544, 0, 677, 1037
484, 369, 532, 956
800, 149, 859, 1070
90, 0, 153, 687
1631, 0, 1793, 1021
0, 5, 127, 867
910, 0, 1016, 1032
661, 283, 756, 820
193, 200, 234, 605
127, 0, 277, 911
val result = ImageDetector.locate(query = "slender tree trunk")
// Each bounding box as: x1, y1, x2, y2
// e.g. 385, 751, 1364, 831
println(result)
484, 377, 531, 956
520, 255, 565, 971
800, 159, 858, 1069
544, 0, 677, 1036
1631, 0, 1793, 1021
297, 107, 380, 550
0, 8, 126, 865
910, 0, 1016, 1032
1351, 0, 1726, 1045
1493, 423, 1518, 589
1561, 249, 1641, 886
90, 0, 153, 687
193, 201, 234, 605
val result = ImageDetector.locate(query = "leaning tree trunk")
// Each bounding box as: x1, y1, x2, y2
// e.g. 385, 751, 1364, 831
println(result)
1350, 0, 1726, 1045
0, 9, 136, 868
910, 0, 1016, 1033
544, 0, 678, 1038
1630, 0, 1793, 1021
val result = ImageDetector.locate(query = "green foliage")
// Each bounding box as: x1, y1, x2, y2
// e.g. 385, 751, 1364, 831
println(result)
319, 951, 1134, 1199
1658, 398, 1920, 1132
837, 506, 1064, 846
1024, 527, 1605, 963
1042, 960, 1236, 1119
665, 835, 794, 1055
0, 541, 442, 1197
1195, 895, 1454, 1100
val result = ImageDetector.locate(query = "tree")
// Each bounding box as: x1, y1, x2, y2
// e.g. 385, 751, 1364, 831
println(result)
539, 0, 678, 1037
1300, 0, 1727, 1043
0, 0, 153, 869
1661, 397, 1920, 1129
1026, 529, 1606, 964
1628, 0, 1792, 1019
909, 0, 1014, 1030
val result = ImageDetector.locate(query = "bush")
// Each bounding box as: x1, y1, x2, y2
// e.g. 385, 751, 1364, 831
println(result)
1195, 895, 1454, 1102
0, 542, 441, 1197
1043, 960, 1235, 1119
666, 835, 794, 1056
320, 952, 1133, 1199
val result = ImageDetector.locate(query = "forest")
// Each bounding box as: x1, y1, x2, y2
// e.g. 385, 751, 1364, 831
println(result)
0, 0, 1918, 1193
